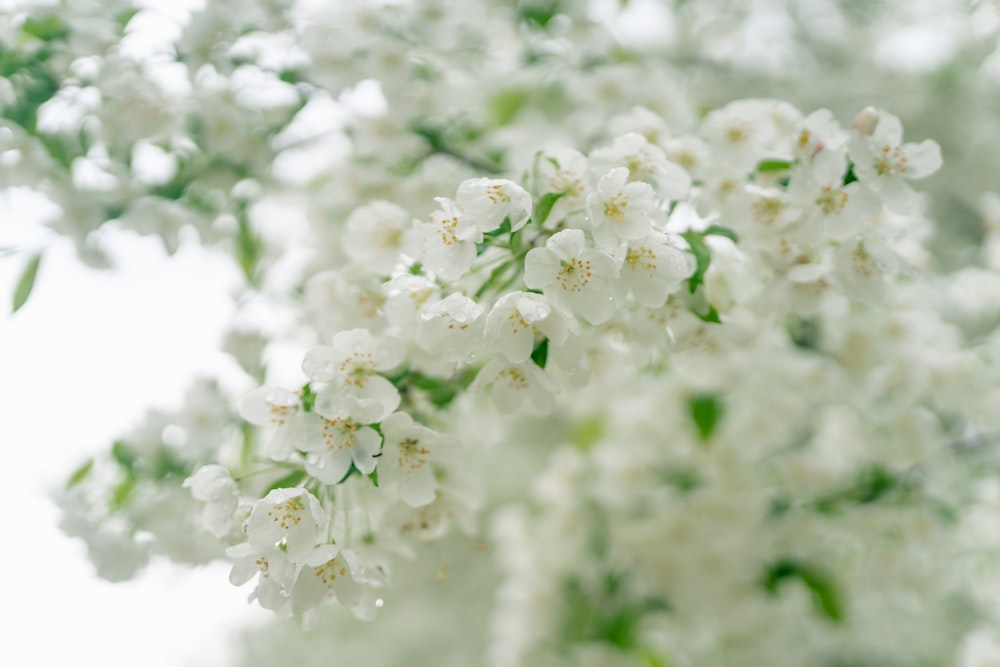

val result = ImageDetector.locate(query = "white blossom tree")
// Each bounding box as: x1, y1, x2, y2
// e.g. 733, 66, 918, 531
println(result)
8, 0, 1000, 665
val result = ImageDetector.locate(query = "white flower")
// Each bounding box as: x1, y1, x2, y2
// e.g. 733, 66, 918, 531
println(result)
415, 197, 481, 280
535, 148, 591, 226
455, 178, 532, 232
239, 386, 301, 460
227, 541, 296, 611
343, 201, 409, 275
787, 150, 880, 242
589, 133, 691, 199
523, 228, 620, 325
416, 293, 486, 362
472, 358, 559, 414
586, 167, 660, 251
791, 109, 847, 159
378, 411, 447, 508
303, 328, 404, 424
297, 410, 382, 485
184, 465, 240, 538
613, 232, 694, 308
290, 545, 376, 620
848, 108, 942, 213
485, 291, 571, 364
830, 238, 897, 305
245, 488, 327, 562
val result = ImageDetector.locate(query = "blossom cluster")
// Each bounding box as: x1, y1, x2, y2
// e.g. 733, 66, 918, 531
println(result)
31, 0, 1000, 665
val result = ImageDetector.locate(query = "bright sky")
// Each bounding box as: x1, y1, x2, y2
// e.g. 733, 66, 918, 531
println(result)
0, 190, 268, 666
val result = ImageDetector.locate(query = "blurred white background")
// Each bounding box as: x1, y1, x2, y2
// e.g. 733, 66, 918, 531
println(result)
0, 188, 268, 666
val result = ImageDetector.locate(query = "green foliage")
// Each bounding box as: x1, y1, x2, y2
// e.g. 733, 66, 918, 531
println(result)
66, 458, 94, 488
11, 252, 42, 313
530, 337, 549, 369
21, 15, 69, 42
534, 191, 566, 227
688, 393, 724, 442
681, 231, 712, 293
756, 158, 794, 173
762, 559, 845, 622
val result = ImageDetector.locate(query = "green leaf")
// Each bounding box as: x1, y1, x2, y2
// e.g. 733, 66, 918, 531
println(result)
762, 559, 844, 623
756, 158, 793, 173
703, 225, 739, 243
368, 468, 379, 488
688, 393, 723, 442
680, 231, 711, 293
530, 337, 549, 369
489, 88, 530, 126
66, 458, 94, 489
571, 414, 605, 451
21, 15, 69, 42
691, 303, 721, 324
111, 441, 138, 472
111, 471, 136, 510
534, 191, 566, 226
843, 161, 858, 186
300, 383, 317, 412
236, 212, 261, 285
11, 252, 42, 313
264, 469, 307, 495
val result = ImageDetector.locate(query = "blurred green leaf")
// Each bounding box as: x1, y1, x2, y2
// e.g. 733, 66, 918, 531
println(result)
11, 251, 42, 313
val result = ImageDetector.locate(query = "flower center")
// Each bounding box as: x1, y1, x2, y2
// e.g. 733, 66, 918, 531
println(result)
556, 258, 592, 292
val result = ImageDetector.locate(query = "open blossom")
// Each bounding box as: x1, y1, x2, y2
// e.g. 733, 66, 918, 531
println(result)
586, 167, 660, 251
535, 148, 591, 226
416, 293, 486, 362
848, 108, 942, 213
787, 149, 880, 241
239, 386, 301, 459
472, 358, 559, 414
184, 465, 241, 538
414, 197, 481, 280
523, 228, 620, 325
343, 200, 409, 275
227, 541, 296, 611
455, 178, 532, 232
589, 132, 691, 199
245, 488, 327, 562
297, 409, 382, 485
378, 411, 447, 508
303, 328, 404, 424
613, 231, 694, 308
485, 291, 571, 364
290, 545, 376, 620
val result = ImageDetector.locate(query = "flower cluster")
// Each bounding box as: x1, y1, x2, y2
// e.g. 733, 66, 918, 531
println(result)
36, 0, 1000, 665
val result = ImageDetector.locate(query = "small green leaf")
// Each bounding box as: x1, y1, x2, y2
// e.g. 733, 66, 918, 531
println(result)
530, 337, 549, 369
300, 383, 317, 412
66, 458, 94, 488
843, 161, 858, 186
756, 158, 793, 173
688, 393, 723, 442
571, 414, 605, 451
534, 191, 566, 226
111, 441, 138, 471
703, 225, 739, 243
680, 231, 711, 293
21, 15, 69, 42
264, 469, 307, 495
368, 468, 379, 488
11, 252, 42, 313
236, 212, 261, 285
111, 472, 136, 510
762, 559, 844, 623
691, 303, 721, 324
